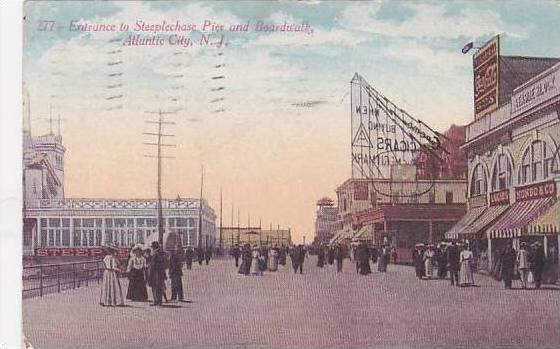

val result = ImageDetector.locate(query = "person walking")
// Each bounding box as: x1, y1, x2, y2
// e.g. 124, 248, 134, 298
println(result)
335, 244, 344, 273
413, 244, 424, 279
447, 242, 460, 286
501, 242, 516, 289
100, 244, 125, 307
168, 248, 184, 302
205, 246, 212, 265
459, 245, 475, 286
436, 243, 448, 279
251, 245, 262, 276
423, 245, 435, 279
529, 241, 546, 289
377, 245, 389, 272
517, 242, 530, 289
268, 245, 280, 272
125, 244, 148, 302
391, 247, 398, 264
238, 243, 251, 275
148, 241, 167, 306
232, 244, 241, 267
196, 246, 204, 266
317, 245, 325, 268
359, 242, 372, 275
185, 247, 194, 270
295, 244, 306, 274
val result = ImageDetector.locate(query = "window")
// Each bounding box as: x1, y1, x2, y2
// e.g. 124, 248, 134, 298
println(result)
446, 191, 453, 204
520, 140, 556, 184
492, 154, 513, 191
470, 164, 487, 196
428, 192, 436, 204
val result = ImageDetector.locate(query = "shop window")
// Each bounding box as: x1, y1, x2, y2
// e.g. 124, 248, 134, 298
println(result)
470, 164, 487, 196
428, 192, 436, 203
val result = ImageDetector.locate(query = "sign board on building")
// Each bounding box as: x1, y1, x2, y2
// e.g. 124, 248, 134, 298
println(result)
515, 180, 556, 202
511, 63, 560, 117
350, 74, 443, 180
473, 35, 500, 120
489, 189, 510, 206
34, 247, 130, 258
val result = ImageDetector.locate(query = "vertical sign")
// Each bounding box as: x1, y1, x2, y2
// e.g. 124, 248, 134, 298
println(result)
473, 35, 500, 119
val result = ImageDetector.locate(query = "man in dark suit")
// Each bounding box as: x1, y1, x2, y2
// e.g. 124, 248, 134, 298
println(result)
529, 242, 546, 289
446, 242, 460, 286
185, 247, 194, 270
296, 244, 306, 274
168, 248, 184, 301
335, 244, 344, 273
501, 242, 517, 289
149, 241, 167, 306
231, 244, 241, 267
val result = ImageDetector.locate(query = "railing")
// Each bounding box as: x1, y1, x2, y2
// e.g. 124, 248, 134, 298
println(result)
22, 260, 105, 299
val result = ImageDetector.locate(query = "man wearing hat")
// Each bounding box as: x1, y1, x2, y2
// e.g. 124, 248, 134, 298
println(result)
168, 247, 184, 302
149, 241, 167, 306
529, 241, 546, 289
446, 242, 460, 286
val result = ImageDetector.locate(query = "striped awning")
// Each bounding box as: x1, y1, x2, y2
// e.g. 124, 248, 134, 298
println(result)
526, 200, 560, 235
461, 205, 509, 238
351, 226, 371, 241
488, 197, 556, 239
329, 230, 353, 245
444, 206, 486, 240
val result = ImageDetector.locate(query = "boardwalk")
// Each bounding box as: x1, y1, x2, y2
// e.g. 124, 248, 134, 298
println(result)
23, 257, 560, 348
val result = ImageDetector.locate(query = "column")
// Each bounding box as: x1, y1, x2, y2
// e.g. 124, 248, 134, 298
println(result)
543, 235, 548, 258
35, 217, 41, 250
69, 218, 74, 247
487, 238, 492, 273
133, 218, 137, 246
428, 221, 434, 244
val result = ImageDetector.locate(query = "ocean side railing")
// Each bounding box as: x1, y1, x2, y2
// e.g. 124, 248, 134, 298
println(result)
22, 260, 105, 299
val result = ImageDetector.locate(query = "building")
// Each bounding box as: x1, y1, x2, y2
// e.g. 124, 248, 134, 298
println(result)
22, 129, 217, 257
218, 227, 292, 249
313, 197, 339, 244
451, 57, 560, 273
332, 162, 467, 263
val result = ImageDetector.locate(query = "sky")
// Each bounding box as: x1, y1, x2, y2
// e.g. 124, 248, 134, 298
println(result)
22, 0, 560, 243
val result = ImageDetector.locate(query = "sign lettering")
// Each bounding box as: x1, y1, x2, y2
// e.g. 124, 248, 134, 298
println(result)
473, 35, 500, 119
489, 189, 510, 206
515, 180, 556, 201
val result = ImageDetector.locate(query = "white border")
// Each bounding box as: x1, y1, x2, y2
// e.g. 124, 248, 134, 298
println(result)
0, 1, 23, 348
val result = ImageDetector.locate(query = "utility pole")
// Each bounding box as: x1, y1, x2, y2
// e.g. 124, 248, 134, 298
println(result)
143, 109, 176, 245
198, 165, 204, 249
237, 207, 240, 244
219, 187, 223, 252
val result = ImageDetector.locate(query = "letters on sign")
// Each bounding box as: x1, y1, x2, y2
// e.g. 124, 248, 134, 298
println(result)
515, 180, 556, 201
34, 247, 130, 258
489, 190, 510, 206
473, 35, 500, 120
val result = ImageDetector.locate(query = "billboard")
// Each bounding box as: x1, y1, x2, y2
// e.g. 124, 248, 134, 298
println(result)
473, 35, 500, 119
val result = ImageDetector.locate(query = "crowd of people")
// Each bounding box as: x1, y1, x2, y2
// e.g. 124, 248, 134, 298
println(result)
99, 241, 216, 307
97, 237, 554, 307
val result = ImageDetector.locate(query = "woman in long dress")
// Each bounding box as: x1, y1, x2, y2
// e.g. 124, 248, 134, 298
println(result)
100, 245, 124, 306
126, 245, 148, 302
424, 246, 435, 279
377, 246, 388, 272
268, 246, 279, 272
459, 246, 475, 286
251, 245, 262, 276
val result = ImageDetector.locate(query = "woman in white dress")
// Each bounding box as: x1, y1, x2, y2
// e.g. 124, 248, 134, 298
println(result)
423, 246, 435, 279
459, 245, 475, 286
100, 244, 125, 306
268, 246, 279, 272
250, 245, 262, 276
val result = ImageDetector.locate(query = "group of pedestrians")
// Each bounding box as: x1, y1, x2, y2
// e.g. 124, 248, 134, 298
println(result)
99, 241, 218, 307
413, 242, 475, 287
236, 244, 288, 276
498, 241, 546, 289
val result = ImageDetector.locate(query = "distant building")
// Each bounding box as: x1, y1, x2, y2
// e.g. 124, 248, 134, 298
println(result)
313, 197, 339, 244
22, 129, 217, 257
219, 227, 291, 248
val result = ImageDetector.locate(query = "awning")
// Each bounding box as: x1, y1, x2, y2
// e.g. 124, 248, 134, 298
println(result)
351, 226, 371, 241
488, 197, 556, 239
526, 199, 560, 235
329, 230, 353, 245
461, 205, 509, 239
444, 206, 486, 240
